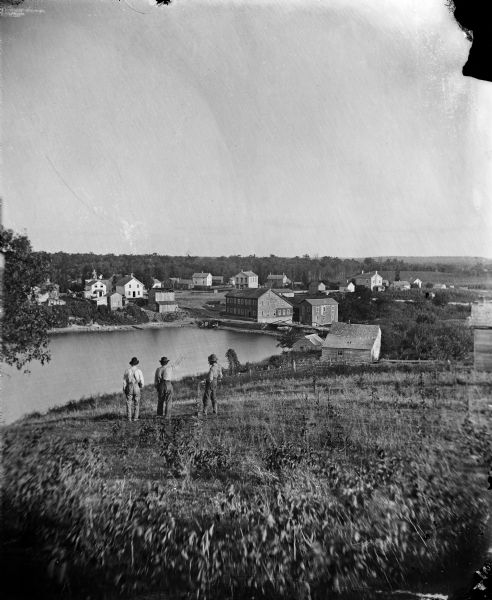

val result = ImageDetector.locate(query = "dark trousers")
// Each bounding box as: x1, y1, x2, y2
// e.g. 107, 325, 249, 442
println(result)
202, 379, 218, 414
157, 381, 174, 417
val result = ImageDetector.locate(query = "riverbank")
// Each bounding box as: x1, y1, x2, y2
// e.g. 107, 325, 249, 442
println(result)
3, 364, 491, 600
49, 318, 281, 338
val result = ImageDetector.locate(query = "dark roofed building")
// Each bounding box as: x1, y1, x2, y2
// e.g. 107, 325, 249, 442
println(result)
299, 297, 338, 327
225, 288, 292, 323
321, 323, 381, 363
470, 299, 492, 371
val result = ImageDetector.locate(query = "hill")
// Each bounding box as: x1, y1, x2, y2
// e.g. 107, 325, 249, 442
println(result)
3, 362, 492, 599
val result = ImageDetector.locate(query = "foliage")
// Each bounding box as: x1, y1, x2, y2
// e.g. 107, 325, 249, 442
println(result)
225, 348, 241, 374
1, 227, 53, 370
3, 365, 490, 599
277, 328, 304, 349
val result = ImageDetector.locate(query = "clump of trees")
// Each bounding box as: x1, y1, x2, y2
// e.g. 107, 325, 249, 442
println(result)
1, 227, 53, 370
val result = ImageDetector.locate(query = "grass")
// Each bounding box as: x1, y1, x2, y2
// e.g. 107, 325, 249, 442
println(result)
2, 362, 492, 599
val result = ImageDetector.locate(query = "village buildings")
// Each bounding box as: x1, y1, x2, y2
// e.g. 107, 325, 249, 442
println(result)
390, 280, 411, 291
115, 274, 145, 299
298, 297, 338, 327
321, 323, 381, 363
234, 271, 259, 289
225, 288, 293, 323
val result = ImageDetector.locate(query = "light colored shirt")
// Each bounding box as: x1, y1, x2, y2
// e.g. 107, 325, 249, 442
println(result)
207, 363, 223, 383
154, 364, 175, 385
123, 366, 144, 388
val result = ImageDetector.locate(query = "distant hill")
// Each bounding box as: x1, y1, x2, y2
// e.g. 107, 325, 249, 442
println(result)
367, 256, 492, 266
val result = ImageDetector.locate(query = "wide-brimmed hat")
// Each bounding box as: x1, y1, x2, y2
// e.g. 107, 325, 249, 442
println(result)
160, 356, 170, 365
129, 357, 139, 366
208, 354, 218, 363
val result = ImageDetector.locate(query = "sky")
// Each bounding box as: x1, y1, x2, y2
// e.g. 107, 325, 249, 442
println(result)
2, 0, 492, 258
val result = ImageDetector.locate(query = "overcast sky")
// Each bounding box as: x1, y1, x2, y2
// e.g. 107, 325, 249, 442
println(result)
2, 0, 491, 257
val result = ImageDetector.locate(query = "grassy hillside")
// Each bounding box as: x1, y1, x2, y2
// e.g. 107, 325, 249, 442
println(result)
3, 363, 492, 599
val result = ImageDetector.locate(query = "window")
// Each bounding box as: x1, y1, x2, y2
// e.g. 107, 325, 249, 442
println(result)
337, 350, 343, 356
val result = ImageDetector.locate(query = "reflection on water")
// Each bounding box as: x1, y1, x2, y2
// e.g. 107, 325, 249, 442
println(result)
1, 327, 280, 424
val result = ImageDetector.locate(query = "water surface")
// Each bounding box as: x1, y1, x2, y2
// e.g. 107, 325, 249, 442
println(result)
1, 327, 280, 424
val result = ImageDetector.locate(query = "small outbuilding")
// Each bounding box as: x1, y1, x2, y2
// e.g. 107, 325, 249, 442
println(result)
292, 334, 324, 352
321, 323, 381, 363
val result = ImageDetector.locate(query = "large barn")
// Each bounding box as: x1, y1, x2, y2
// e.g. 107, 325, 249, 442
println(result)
321, 323, 381, 363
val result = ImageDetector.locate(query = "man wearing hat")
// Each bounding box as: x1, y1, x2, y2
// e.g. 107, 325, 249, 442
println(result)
123, 357, 144, 422
154, 356, 175, 418
202, 353, 223, 415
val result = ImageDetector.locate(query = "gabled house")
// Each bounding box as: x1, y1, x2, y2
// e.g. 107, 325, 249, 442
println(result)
84, 278, 107, 299
192, 272, 212, 287
350, 270, 383, 291
339, 282, 355, 293
34, 281, 65, 306
265, 273, 291, 288
410, 277, 423, 288
299, 297, 338, 327
308, 281, 326, 294
234, 271, 259, 289
116, 274, 145, 299
225, 288, 293, 323
321, 323, 381, 363
292, 334, 324, 352
212, 275, 224, 286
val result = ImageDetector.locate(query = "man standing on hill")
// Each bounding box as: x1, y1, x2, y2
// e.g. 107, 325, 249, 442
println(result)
154, 356, 176, 418
202, 353, 223, 415
123, 357, 144, 422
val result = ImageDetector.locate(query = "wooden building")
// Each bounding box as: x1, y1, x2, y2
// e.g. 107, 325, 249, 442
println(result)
292, 334, 324, 352
321, 323, 381, 363
234, 271, 259, 289
225, 288, 293, 323
350, 270, 383, 291
192, 273, 212, 287
470, 299, 492, 371
299, 297, 338, 327
148, 289, 178, 313
116, 274, 145, 299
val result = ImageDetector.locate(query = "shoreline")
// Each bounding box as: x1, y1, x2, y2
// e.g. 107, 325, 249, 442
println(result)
49, 319, 280, 337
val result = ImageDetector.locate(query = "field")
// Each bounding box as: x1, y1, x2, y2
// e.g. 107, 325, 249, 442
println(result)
3, 363, 492, 600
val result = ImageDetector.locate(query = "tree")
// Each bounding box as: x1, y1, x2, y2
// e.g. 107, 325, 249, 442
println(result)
225, 348, 241, 374
277, 328, 303, 349
1, 227, 53, 370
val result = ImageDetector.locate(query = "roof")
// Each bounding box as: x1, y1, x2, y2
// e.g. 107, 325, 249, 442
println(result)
192, 272, 211, 278
352, 271, 381, 279
294, 334, 324, 347
236, 271, 257, 277
302, 297, 338, 306
116, 275, 143, 287
85, 279, 105, 287
226, 288, 271, 299
323, 323, 381, 350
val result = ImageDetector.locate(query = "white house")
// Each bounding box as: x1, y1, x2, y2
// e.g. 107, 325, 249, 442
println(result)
234, 271, 259, 289
116, 274, 145, 299
84, 278, 107, 299
410, 277, 423, 288
338, 282, 355, 293
192, 272, 212, 287
350, 270, 383, 291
